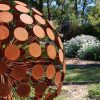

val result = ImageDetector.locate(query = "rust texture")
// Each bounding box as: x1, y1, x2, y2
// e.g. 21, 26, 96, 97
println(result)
0, 0, 65, 100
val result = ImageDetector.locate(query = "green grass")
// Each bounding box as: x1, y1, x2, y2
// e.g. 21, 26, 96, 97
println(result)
88, 83, 100, 99
65, 67, 100, 82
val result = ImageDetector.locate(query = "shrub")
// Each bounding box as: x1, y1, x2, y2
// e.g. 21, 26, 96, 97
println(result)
88, 84, 100, 100
64, 35, 100, 59
64, 38, 81, 57
77, 43, 100, 60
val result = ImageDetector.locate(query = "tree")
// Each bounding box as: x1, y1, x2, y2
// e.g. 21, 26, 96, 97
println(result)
46, 0, 52, 20
75, 0, 78, 16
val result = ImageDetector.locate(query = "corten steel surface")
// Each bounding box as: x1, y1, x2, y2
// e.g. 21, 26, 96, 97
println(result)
0, 0, 65, 100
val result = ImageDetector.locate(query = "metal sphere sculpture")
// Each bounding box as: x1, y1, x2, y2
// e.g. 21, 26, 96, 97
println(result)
0, 0, 65, 100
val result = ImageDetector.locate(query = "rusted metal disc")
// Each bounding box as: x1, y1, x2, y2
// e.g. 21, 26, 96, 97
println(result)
0, 12, 13, 23
32, 8, 42, 16
46, 64, 56, 79
0, 25, 9, 40
15, 5, 29, 13
33, 25, 45, 38
11, 66, 26, 80
59, 49, 64, 63
63, 60, 66, 74
35, 82, 47, 96
0, 61, 7, 75
46, 28, 55, 41
58, 36, 63, 50
0, 4, 10, 11
0, 83, 11, 97
45, 92, 55, 100
14, 27, 29, 41
55, 71, 61, 85
47, 45, 56, 59
14, 1, 27, 6
20, 14, 33, 24
16, 83, 30, 97
29, 43, 42, 58
5, 45, 20, 61
34, 14, 46, 25
32, 64, 44, 80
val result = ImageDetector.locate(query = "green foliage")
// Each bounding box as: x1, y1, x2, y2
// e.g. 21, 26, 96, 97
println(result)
81, 23, 100, 39
77, 43, 100, 60
64, 35, 100, 59
80, 1, 100, 39
64, 37, 81, 57
88, 84, 100, 99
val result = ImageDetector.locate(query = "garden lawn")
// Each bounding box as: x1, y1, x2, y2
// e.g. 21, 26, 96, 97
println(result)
65, 66, 100, 82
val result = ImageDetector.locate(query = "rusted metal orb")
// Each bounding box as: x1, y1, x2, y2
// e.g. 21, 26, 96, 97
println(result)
0, 1, 65, 100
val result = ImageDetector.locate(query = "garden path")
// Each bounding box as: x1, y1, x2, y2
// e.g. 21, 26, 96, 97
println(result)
56, 85, 89, 100
66, 58, 100, 65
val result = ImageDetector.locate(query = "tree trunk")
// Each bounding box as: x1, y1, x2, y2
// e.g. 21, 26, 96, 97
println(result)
60, 0, 65, 23
47, 0, 51, 20
82, 0, 87, 16
82, 0, 87, 23
38, 0, 43, 12
75, 0, 78, 17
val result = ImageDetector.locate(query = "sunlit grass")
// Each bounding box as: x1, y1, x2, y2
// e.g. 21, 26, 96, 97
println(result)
65, 67, 100, 82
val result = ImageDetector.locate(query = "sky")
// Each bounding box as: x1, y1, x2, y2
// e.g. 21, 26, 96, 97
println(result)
43, 1, 56, 6
44, 0, 95, 8
43, 0, 96, 13
78, 0, 95, 11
